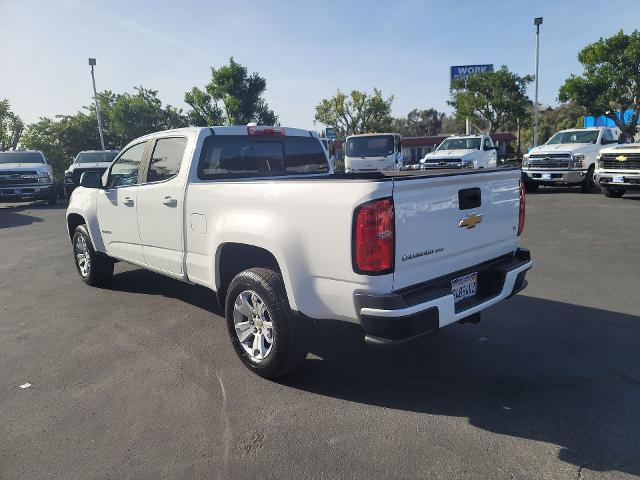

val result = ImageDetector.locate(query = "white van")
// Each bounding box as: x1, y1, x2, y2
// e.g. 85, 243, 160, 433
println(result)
344, 133, 402, 173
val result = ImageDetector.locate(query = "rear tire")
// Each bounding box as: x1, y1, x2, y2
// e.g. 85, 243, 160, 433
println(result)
524, 182, 539, 193
72, 224, 114, 286
601, 187, 626, 198
225, 267, 312, 379
580, 166, 596, 193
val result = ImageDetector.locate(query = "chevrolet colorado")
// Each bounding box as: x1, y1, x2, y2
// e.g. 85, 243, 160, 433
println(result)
66, 125, 532, 378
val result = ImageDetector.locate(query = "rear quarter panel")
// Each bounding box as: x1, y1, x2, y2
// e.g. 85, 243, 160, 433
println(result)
185, 177, 394, 320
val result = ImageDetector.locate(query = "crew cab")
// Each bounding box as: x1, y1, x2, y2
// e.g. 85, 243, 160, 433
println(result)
521, 127, 619, 193
594, 140, 640, 198
420, 135, 497, 169
0, 150, 57, 205
66, 126, 532, 378
64, 150, 119, 198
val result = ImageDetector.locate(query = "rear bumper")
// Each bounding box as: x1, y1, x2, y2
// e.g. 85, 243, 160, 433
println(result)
355, 249, 532, 345
595, 172, 640, 190
522, 169, 587, 184
0, 184, 55, 201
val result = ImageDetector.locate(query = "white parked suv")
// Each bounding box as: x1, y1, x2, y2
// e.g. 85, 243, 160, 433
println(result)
420, 135, 497, 169
66, 125, 532, 378
594, 140, 640, 198
522, 127, 619, 193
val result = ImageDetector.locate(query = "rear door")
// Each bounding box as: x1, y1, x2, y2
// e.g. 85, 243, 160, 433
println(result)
392, 169, 520, 290
96, 141, 149, 263
136, 136, 189, 275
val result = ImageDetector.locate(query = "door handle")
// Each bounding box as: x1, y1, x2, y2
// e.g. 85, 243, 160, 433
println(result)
123, 197, 134, 206
162, 196, 177, 207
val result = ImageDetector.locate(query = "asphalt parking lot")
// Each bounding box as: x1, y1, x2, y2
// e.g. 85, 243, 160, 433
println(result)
1, 189, 639, 480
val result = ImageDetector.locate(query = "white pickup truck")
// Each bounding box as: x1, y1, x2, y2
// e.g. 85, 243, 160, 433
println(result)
64, 150, 119, 198
66, 125, 532, 378
0, 150, 57, 205
594, 140, 640, 198
521, 127, 619, 193
420, 135, 497, 170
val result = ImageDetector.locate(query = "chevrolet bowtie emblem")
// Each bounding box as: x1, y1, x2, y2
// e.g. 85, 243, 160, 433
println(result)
616, 155, 627, 162
459, 213, 483, 229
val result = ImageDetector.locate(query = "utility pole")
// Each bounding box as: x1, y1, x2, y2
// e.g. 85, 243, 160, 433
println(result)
88, 58, 106, 151
533, 17, 543, 147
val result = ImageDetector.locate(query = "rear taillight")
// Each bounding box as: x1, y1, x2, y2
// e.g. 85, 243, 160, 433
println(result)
518, 181, 526, 236
353, 197, 394, 274
247, 125, 285, 136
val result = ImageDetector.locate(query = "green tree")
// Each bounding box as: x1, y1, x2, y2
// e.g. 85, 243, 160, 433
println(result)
102, 87, 188, 146
314, 88, 394, 137
559, 30, 640, 141
392, 108, 445, 137
21, 87, 187, 180
185, 57, 278, 126
0, 99, 24, 151
448, 66, 533, 135
517, 102, 585, 150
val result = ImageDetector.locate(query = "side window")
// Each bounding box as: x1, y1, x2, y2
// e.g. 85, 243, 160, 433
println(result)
108, 142, 146, 188
483, 138, 493, 150
601, 129, 613, 144
146, 137, 187, 183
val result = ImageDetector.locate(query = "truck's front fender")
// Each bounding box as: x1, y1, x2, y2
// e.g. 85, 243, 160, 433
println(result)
65, 188, 105, 253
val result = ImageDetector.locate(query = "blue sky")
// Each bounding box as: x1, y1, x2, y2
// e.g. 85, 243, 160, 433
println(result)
1, 0, 638, 129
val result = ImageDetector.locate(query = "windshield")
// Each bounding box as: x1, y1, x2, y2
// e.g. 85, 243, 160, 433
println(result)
546, 130, 599, 145
0, 151, 45, 164
345, 135, 394, 157
438, 138, 481, 150
75, 151, 118, 163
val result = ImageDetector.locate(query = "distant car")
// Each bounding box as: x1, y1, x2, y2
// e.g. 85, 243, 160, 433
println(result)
64, 150, 119, 198
420, 135, 497, 169
0, 150, 57, 205
521, 127, 619, 193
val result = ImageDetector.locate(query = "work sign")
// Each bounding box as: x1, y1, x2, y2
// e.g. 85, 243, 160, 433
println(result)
450, 64, 494, 83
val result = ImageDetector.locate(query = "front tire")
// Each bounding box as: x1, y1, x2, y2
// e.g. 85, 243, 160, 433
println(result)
225, 268, 312, 379
72, 224, 114, 286
524, 182, 539, 193
601, 187, 626, 198
580, 166, 596, 193
47, 191, 58, 205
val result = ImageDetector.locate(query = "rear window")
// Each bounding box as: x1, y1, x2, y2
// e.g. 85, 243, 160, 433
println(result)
197, 135, 329, 180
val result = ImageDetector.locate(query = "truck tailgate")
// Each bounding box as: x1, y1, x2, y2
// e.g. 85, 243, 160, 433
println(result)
392, 169, 520, 291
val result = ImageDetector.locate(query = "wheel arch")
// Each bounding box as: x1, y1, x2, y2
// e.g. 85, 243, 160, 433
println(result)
215, 242, 296, 310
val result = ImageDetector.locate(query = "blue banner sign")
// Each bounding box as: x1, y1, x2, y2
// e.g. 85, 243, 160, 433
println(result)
451, 64, 494, 83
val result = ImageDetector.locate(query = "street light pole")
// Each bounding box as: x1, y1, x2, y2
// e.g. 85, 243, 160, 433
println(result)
88, 58, 106, 151
533, 17, 543, 147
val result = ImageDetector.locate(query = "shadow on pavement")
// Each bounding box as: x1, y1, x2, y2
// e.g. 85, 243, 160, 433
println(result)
109, 268, 221, 315
283, 296, 640, 476
104, 266, 640, 476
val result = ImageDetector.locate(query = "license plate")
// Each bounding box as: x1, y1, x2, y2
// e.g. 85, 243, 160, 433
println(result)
612, 175, 625, 184
451, 272, 478, 303
541, 173, 552, 180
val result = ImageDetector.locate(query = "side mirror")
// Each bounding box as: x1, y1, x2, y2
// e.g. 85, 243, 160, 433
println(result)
80, 171, 102, 189
69, 157, 75, 165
